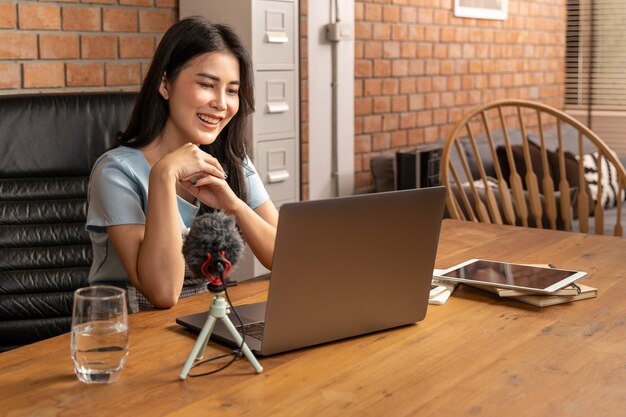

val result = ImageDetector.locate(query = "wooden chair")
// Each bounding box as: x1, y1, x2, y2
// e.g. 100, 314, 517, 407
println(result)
440, 99, 626, 236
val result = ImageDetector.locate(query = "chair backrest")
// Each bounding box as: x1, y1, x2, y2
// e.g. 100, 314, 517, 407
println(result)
441, 99, 626, 236
0, 92, 136, 352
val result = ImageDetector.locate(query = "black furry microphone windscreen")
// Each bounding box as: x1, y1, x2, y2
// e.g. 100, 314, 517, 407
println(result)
182, 211, 244, 279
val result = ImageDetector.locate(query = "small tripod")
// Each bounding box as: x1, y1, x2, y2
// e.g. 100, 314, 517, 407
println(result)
179, 252, 263, 380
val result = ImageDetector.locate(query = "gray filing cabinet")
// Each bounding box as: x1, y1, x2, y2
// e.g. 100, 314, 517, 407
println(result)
180, 0, 300, 279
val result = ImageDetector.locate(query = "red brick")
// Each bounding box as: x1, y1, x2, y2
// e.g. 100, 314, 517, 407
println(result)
62, 6, 101, 31
399, 78, 415, 94
383, 6, 400, 23
40, 34, 79, 59
364, 4, 382, 21
119, 35, 155, 58
392, 60, 408, 77
400, 43, 416, 58
373, 96, 390, 113
424, 93, 440, 110
364, 42, 382, 58
0, 3, 16, 28
354, 41, 364, 59
432, 76, 446, 92
400, 112, 416, 129
382, 79, 398, 95
392, 25, 407, 41
355, 135, 372, 153
424, 126, 439, 143
23, 62, 65, 88
382, 114, 399, 131
417, 77, 432, 92
81, 35, 117, 59
407, 128, 425, 146
373, 59, 391, 77
372, 23, 390, 41
120, 0, 152, 5
400, 6, 417, 23
391, 96, 407, 112
355, 22, 372, 40
0, 33, 37, 59
0, 62, 20, 89
18, 3, 60, 30
383, 41, 399, 58
355, 97, 373, 115
416, 9, 433, 24
81, 0, 116, 3
447, 75, 461, 91
391, 130, 407, 148
155, 0, 178, 7
362, 115, 382, 133
355, 3, 364, 20
103, 8, 138, 32
139, 9, 176, 33
354, 79, 363, 97
424, 60, 440, 76
105, 62, 141, 86
372, 133, 391, 151
355, 59, 372, 77
409, 60, 425, 76
434, 109, 448, 125
408, 94, 424, 111
364, 79, 381, 96
433, 44, 447, 59
67, 62, 104, 86
354, 117, 364, 135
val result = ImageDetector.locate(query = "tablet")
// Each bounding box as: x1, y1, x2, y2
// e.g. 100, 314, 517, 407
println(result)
433, 259, 587, 294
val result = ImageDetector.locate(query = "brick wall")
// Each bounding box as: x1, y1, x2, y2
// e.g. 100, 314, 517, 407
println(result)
0, 0, 177, 94
0, 0, 567, 197
353, 0, 566, 192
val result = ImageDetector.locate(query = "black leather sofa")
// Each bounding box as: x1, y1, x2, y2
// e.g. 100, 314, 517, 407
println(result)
0, 92, 136, 352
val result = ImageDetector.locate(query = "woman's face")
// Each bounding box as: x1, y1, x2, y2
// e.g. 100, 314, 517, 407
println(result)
159, 51, 240, 146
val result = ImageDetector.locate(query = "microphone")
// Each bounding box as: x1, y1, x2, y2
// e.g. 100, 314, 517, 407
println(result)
182, 211, 244, 292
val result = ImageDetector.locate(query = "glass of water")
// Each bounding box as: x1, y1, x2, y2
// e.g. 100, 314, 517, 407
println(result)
71, 285, 129, 384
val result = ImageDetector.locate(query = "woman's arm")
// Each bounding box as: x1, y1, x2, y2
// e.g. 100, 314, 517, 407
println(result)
181, 170, 279, 270
108, 143, 227, 308
229, 200, 278, 269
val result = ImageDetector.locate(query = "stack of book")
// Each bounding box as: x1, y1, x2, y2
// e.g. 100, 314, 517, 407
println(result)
467, 282, 597, 307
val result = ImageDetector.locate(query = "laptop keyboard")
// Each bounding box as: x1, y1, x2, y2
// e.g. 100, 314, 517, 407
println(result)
236, 322, 265, 341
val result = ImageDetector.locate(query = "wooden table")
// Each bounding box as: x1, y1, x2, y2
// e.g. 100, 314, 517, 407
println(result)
1, 220, 625, 417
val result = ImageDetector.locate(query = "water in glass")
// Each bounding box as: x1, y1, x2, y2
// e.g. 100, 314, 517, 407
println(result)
72, 321, 129, 383
71, 285, 128, 384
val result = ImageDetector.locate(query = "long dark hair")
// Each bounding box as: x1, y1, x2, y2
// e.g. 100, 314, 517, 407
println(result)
119, 16, 254, 203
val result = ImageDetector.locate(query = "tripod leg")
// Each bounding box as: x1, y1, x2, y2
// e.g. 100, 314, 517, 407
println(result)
220, 316, 263, 373
179, 314, 218, 380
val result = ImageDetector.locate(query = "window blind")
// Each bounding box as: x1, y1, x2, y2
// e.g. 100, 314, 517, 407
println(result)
566, 0, 626, 111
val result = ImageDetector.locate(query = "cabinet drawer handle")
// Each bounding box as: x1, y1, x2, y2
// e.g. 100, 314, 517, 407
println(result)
266, 31, 289, 43
266, 101, 289, 114
267, 169, 290, 183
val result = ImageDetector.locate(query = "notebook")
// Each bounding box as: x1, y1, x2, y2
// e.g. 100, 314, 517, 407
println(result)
176, 186, 446, 356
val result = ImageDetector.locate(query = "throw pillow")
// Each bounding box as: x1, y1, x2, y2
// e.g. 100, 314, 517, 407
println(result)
496, 139, 550, 190
581, 152, 625, 208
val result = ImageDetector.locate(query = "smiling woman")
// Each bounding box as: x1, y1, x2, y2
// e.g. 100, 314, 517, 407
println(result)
86, 17, 279, 313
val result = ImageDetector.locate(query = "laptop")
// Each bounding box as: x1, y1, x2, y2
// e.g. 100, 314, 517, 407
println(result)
176, 186, 446, 356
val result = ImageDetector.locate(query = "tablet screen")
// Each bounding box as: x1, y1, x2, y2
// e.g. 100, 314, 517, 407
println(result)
435, 259, 587, 293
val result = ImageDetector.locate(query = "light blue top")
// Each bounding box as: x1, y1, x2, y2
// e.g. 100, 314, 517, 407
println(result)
86, 146, 269, 292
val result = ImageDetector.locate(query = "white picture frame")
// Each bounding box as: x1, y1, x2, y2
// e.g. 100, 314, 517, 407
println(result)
454, 0, 508, 20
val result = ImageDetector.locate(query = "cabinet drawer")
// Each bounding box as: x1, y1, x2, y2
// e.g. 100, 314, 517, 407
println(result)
255, 139, 297, 203
254, 70, 296, 141
253, 0, 295, 70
